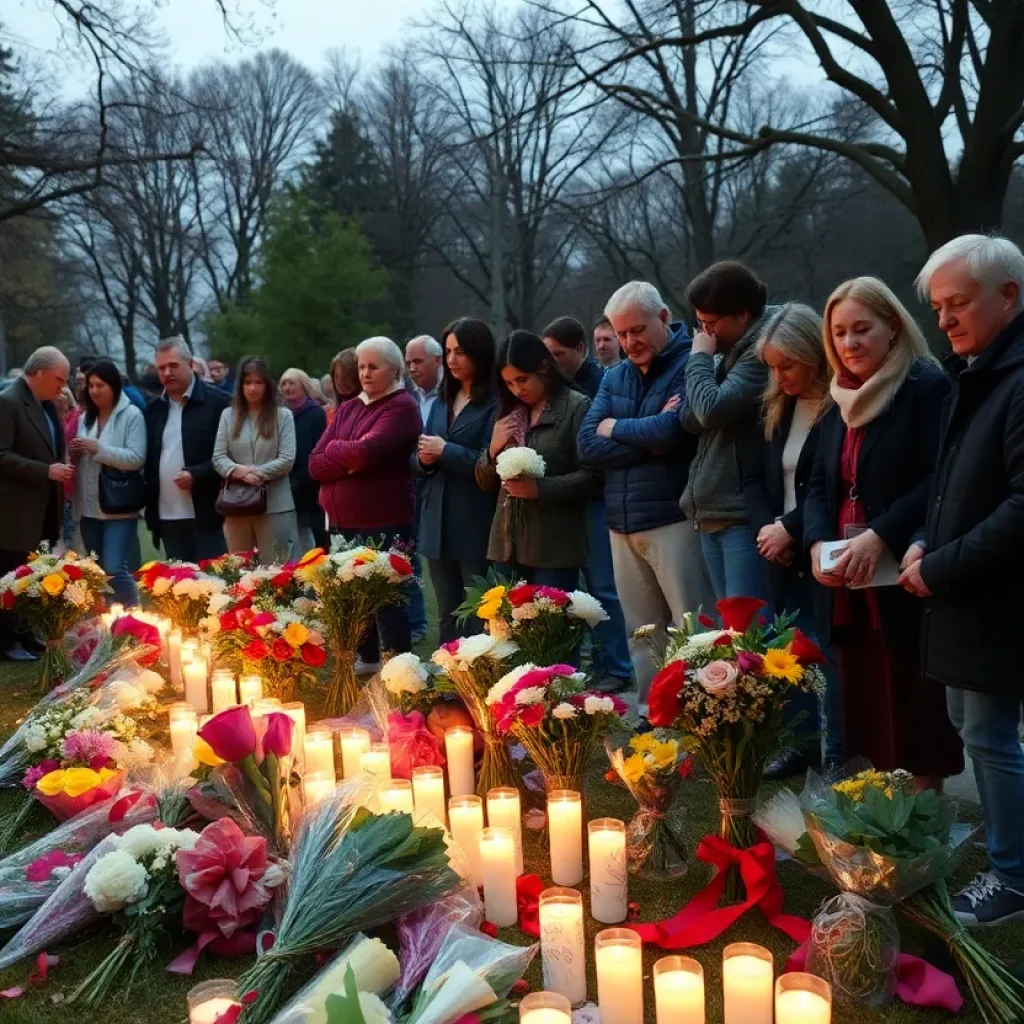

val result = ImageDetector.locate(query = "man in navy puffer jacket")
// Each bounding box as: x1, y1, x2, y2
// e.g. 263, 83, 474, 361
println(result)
579, 281, 714, 714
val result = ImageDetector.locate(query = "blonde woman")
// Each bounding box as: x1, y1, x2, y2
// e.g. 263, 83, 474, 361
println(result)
280, 368, 328, 552
740, 303, 837, 777
803, 277, 963, 788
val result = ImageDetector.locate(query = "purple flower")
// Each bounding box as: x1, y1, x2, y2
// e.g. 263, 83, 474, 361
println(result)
736, 650, 764, 675
61, 729, 117, 765
23, 759, 60, 790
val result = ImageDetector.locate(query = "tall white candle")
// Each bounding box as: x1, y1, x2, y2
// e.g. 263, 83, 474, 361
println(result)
187, 980, 241, 1024
282, 702, 306, 767
589, 818, 628, 924
183, 656, 208, 714
379, 779, 415, 815
338, 727, 371, 780
480, 826, 517, 927
519, 992, 572, 1024
156, 617, 171, 661
775, 974, 831, 1024
412, 765, 446, 826
168, 703, 198, 761
182, 638, 199, 665
210, 670, 237, 714
548, 790, 583, 886
238, 674, 263, 706
487, 787, 523, 875
302, 770, 335, 807
723, 944, 773, 1024
304, 729, 336, 779
168, 629, 183, 691
595, 928, 644, 1024
445, 726, 475, 797
539, 887, 587, 1006
654, 956, 705, 1024
448, 794, 484, 887
360, 743, 391, 789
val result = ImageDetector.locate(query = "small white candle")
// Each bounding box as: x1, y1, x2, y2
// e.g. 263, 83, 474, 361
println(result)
168, 702, 198, 761
589, 818, 628, 924
379, 778, 415, 815
539, 887, 587, 1006
775, 974, 831, 1024
302, 770, 335, 807
595, 928, 644, 1024
304, 729, 335, 778
445, 726, 475, 797
360, 743, 391, 786
190, 997, 240, 1024
723, 944, 774, 1024
412, 765, 446, 826
548, 790, 583, 886
238, 674, 263, 706
448, 794, 484, 887
187, 980, 241, 1024
480, 826, 517, 927
282, 702, 306, 767
168, 629, 183, 690
210, 670, 237, 714
183, 656, 208, 714
519, 992, 572, 1024
654, 956, 705, 1024
487, 787, 523, 875
338, 727, 371, 780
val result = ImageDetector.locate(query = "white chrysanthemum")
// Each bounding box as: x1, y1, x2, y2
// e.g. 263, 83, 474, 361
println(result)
552, 702, 577, 720
71, 707, 101, 729
583, 695, 615, 715
514, 685, 546, 706
207, 592, 233, 614
382, 652, 428, 695
84, 849, 149, 912
22, 724, 47, 753
495, 446, 546, 481
358, 991, 392, 1024
151, 577, 172, 596
114, 738, 155, 771
115, 824, 167, 859
486, 663, 537, 705
567, 591, 608, 627
455, 633, 515, 665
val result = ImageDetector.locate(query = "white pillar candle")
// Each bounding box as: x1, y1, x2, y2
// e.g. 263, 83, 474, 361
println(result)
183, 656, 209, 714
282, 702, 306, 767
480, 826, 517, 927
589, 818, 628, 924
412, 765, 446, 826
487, 787, 523, 875
775, 974, 831, 1024
210, 670, 238, 714
182, 638, 199, 665
338, 727, 371, 780
448, 794, 484, 887
168, 629, 183, 691
654, 956, 705, 1024
168, 702, 198, 761
155, 617, 171, 661
379, 778, 415, 815
304, 729, 335, 779
238, 674, 263, 706
302, 770, 335, 807
187, 980, 241, 1024
595, 928, 643, 1024
723, 944, 774, 1024
539, 887, 587, 1006
519, 992, 571, 1024
360, 743, 392, 786
548, 790, 583, 886
445, 726, 475, 797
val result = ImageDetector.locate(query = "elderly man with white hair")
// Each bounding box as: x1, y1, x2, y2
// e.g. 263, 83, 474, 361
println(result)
899, 233, 1024, 926
405, 335, 444, 426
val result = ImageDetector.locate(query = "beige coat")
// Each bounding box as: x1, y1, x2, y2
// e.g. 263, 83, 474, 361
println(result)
213, 406, 296, 514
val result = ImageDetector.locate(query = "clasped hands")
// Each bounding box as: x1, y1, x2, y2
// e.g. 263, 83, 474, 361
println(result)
231, 465, 261, 487
810, 529, 886, 588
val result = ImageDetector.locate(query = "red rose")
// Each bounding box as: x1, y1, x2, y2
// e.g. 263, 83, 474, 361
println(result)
219, 610, 239, 632
713, 633, 734, 647
300, 642, 326, 667
270, 570, 293, 588
788, 629, 827, 666
648, 660, 687, 728
534, 586, 569, 606
716, 596, 768, 633
698, 614, 715, 628
64, 564, 84, 581
271, 638, 293, 662
14, 565, 33, 579
388, 554, 413, 577
508, 584, 539, 607
243, 638, 269, 661
1, 592, 14, 610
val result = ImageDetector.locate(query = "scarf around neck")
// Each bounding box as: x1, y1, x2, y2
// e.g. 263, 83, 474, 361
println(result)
829, 345, 913, 428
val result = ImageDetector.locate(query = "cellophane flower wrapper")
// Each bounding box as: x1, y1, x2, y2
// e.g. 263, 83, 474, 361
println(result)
236, 779, 461, 1024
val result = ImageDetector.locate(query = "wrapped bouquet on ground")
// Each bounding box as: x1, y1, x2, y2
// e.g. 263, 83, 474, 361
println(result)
228, 553, 320, 611
199, 549, 258, 586
136, 560, 227, 632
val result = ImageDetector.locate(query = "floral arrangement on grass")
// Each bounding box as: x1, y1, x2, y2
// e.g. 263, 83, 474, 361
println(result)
487, 663, 625, 792
494, 446, 545, 535
227, 551, 321, 611
295, 542, 415, 716
645, 596, 825, 901
205, 606, 326, 702
0, 547, 108, 692
136, 561, 227, 632
199, 550, 257, 586
431, 635, 519, 795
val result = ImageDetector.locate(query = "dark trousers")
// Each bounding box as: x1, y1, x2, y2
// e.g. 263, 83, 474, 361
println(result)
0, 548, 29, 649
428, 557, 488, 645
296, 510, 329, 553
160, 520, 228, 563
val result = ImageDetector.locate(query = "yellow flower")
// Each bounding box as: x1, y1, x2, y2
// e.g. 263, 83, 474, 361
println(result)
650, 740, 679, 769
478, 599, 502, 621
482, 585, 506, 602
762, 648, 804, 683
41, 574, 66, 597
194, 737, 225, 767
283, 621, 310, 648
139, 560, 158, 572
12, 577, 31, 595
35, 769, 67, 797
834, 769, 889, 802
63, 767, 114, 798
629, 733, 659, 754
621, 753, 648, 784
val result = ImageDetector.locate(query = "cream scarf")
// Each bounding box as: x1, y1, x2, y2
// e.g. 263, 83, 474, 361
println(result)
358, 380, 404, 406
829, 346, 913, 429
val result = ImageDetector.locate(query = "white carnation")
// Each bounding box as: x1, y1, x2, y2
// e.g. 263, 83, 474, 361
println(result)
495, 446, 546, 481
583, 695, 615, 715
382, 653, 428, 695
207, 592, 234, 614
514, 685, 546, 706
455, 633, 515, 665
486, 663, 536, 705
552, 702, 577, 720
431, 647, 457, 672
567, 591, 609, 627
84, 849, 149, 912
115, 824, 167, 859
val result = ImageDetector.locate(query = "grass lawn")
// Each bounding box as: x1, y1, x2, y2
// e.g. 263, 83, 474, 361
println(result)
0, 559, 1022, 1021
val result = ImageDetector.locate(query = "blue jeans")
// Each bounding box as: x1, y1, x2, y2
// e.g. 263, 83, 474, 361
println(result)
946, 688, 1024, 887
80, 517, 140, 607
429, 557, 487, 645
699, 524, 766, 603
583, 500, 632, 682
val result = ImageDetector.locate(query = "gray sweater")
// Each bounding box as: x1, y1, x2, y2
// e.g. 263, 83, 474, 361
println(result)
213, 406, 296, 514
74, 393, 147, 521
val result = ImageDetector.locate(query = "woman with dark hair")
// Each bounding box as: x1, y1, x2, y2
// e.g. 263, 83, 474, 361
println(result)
476, 330, 600, 588
213, 356, 297, 563
327, 349, 360, 424
414, 318, 499, 642
68, 359, 146, 605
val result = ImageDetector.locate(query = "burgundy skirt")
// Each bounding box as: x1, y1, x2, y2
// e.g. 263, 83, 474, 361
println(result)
836, 592, 964, 778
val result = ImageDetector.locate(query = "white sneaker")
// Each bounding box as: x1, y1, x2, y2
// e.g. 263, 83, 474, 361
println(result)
355, 657, 381, 677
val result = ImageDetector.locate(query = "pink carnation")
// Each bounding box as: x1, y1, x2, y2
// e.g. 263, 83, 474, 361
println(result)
534, 586, 570, 607
62, 729, 117, 765
23, 759, 60, 790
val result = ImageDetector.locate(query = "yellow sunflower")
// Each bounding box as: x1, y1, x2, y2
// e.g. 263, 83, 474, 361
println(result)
41, 574, 66, 597
650, 740, 679, 769
762, 648, 804, 683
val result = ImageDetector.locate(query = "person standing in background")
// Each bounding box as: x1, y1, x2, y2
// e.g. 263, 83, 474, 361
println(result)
542, 316, 632, 693
280, 368, 328, 553
208, 357, 234, 395
327, 349, 360, 424
144, 336, 229, 563
0, 346, 73, 662
592, 315, 623, 369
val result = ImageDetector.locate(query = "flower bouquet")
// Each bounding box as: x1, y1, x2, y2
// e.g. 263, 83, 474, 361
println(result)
207, 606, 327, 702
374, 660, 447, 781
136, 560, 227, 631
495, 446, 545, 537
488, 664, 625, 793
431, 636, 520, 795
200, 549, 258, 586
230, 556, 317, 611
458, 574, 607, 663
235, 783, 459, 1024
295, 542, 414, 716
606, 731, 691, 881
645, 597, 825, 902
0, 547, 108, 692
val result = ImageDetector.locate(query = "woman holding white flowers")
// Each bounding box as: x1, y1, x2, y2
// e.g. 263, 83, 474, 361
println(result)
476, 331, 601, 589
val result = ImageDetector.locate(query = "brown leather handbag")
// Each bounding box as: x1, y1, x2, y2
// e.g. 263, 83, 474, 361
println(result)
215, 426, 267, 517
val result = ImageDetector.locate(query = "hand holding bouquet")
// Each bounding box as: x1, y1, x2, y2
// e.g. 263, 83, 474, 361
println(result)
136, 560, 227, 631
494, 446, 545, 537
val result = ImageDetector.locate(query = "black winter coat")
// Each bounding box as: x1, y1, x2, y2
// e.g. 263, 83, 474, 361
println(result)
289, 402, 328, 516
803, 360, 951, 648
919, 312, 1024, 694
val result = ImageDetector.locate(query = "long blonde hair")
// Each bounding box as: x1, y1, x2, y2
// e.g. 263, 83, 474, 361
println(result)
757, 303, 833, 439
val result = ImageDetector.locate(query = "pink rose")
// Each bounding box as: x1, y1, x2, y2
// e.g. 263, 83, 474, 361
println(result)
387, 710, 445, 779
696, 659, 739, 696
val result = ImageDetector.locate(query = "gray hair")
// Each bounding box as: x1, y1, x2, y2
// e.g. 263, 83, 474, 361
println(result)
604, 281, 669, 320
155, 336, 192, 361
407, 335, 443, 357
916, 233, 1024, 302
23, 346, 70, 375
356, 336, 405, 379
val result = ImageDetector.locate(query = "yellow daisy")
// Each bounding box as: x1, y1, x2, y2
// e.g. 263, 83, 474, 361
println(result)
621, 753, 648, 784
629, 733, 659, 754
477, 599, 502, 621
762, 648, 804, 683
651, 740, 679, 769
